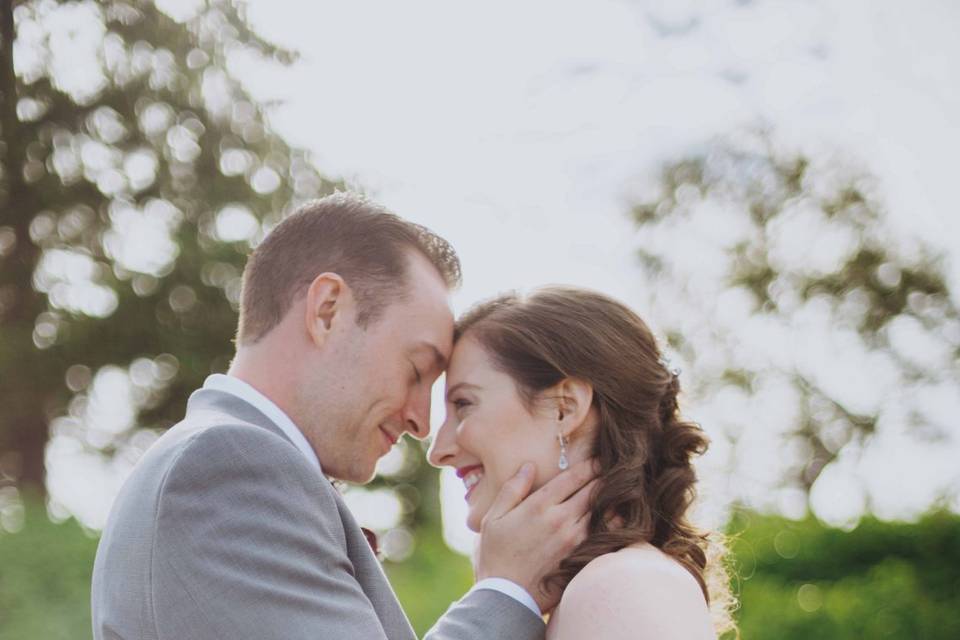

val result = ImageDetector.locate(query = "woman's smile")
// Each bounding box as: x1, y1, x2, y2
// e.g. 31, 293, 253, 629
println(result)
457, 464, 485, 500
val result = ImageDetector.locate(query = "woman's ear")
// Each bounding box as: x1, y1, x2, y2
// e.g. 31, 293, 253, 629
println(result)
554, 377, 595, 438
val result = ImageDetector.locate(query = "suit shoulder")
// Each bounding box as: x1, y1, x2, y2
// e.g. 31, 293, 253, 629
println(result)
158, 421, 337, 507
174, 421, 307, 465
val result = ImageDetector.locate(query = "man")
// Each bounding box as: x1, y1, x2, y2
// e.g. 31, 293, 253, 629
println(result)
91, 193, 595, 639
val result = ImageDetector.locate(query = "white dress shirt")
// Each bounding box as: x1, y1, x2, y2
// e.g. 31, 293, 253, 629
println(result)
202, 374, 542, 619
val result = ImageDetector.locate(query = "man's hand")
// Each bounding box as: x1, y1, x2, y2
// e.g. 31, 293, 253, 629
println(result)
474, 459, 597, 614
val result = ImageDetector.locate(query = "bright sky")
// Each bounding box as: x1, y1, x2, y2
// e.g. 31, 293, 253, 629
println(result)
39, 0, 960, 553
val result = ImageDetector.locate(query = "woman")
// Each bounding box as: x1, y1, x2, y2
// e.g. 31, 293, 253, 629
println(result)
428, 286, 737, 639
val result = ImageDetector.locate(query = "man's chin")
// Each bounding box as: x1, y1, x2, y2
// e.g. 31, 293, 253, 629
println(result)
349, 464, 379, 485
324, 459, 378, 484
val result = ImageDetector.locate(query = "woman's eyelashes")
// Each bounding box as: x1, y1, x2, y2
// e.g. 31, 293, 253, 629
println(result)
451, 397, 473, 414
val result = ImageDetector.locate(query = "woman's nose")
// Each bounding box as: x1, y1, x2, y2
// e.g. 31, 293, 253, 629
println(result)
427, 415, 459, 468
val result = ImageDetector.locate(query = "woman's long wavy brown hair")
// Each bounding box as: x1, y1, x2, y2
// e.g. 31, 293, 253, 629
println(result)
456, 286, 737, 636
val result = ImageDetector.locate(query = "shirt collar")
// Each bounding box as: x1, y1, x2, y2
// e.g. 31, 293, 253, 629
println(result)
202, 373, 322, 475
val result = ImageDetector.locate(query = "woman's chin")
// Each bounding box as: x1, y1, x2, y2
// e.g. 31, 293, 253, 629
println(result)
465, 508, 485, 533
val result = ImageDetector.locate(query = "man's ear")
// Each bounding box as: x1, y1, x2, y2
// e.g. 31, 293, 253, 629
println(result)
304, 272, 350, 347
554, 377, 595, 438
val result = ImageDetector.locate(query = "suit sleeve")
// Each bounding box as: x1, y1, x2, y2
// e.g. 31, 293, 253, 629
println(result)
426, 588, 546, 640
150, 425, 392, 640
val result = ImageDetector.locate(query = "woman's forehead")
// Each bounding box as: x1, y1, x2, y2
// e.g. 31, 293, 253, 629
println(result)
446, 336, 498, 383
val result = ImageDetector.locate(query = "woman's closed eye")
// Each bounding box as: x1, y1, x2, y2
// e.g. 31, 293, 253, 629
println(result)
451, 398, 472, 412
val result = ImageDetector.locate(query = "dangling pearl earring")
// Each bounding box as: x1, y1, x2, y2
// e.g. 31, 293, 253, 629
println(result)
557, 431, 569, 470
557, 408, 569, 470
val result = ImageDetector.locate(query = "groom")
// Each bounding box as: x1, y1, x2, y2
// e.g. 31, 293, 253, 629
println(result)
91, 193, 594, 639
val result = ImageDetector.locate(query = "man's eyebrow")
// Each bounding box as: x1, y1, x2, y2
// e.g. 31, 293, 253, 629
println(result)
446, 382, 481, 401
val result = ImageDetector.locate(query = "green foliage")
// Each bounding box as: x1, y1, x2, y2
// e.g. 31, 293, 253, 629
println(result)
0, 494, 98, 640
730, 510, 960, 639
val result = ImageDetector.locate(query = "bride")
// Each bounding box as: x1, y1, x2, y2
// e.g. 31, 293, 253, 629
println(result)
429, 286, 737, 639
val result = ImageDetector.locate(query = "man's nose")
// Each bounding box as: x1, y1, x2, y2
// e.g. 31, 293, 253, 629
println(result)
402, 387, 431, 440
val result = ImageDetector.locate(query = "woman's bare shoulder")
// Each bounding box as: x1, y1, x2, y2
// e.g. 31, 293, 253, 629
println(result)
564, 543, 702, 599
550, 544, 715, 640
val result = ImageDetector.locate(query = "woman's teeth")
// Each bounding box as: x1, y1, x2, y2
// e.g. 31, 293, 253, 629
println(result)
464, 470, 484, 491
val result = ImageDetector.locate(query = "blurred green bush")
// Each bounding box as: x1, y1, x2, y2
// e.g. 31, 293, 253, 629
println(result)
2, 496, 958, 639
728, 509, 960, 639
0, 494, 99, 640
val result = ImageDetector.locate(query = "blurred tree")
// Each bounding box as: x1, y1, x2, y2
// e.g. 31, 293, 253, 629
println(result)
631, 131, 959, 510
0, 0, 339, 503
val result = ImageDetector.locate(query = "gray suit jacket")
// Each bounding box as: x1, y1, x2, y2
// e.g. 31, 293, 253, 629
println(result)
91, 387, 545, 640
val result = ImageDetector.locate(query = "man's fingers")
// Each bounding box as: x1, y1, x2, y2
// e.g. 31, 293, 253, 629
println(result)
483, 462, 536, 523
569, 515, 591, 547
561, 477, 598, 520
530, 459, 595, 507
564, 481, 598, 547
